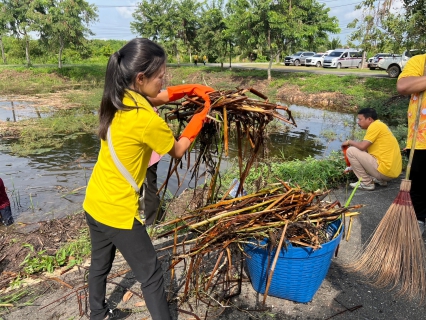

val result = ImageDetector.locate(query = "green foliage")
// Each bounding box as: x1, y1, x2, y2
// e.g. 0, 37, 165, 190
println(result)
0, 286, 34, 309
349, 1, 426, 54
10, 109, 98, 156
359, 95, 409, 126
256, 54, 268, 62
56, 64, 105, 84
19, 230, 91, 275
390, 124, 408, 150
226, 0, 340, 79
221, 151, 350, 193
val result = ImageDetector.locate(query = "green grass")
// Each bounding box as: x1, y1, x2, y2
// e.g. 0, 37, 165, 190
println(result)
9, 109, 98, 156
220, 151, 354, 194
20, 228, 91, 276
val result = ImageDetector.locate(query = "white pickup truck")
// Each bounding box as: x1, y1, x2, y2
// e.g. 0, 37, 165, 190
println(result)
377, 49, 425, 78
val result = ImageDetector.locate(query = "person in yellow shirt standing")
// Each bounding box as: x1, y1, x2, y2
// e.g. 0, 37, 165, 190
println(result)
397, 53, 426, 233
193, 53, 198, 66
83, 38, 214, 320
203, 55, 207, 66
341, 108, 402, 191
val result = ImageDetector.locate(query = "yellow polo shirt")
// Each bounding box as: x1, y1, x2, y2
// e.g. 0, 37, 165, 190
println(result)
83, 91, 175, 229
364, 120, 402, 178
398, 54, 426, 149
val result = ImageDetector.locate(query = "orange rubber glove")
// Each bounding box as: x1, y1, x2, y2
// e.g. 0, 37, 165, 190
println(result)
341, 145, 351, 167
168, 85, 214, 142
167, 84, 214, 102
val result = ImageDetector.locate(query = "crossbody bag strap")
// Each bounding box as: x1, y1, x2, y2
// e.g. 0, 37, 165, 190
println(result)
107, 126, 140, 193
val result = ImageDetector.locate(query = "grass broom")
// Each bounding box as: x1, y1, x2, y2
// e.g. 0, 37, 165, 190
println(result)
348, 90, 426, 302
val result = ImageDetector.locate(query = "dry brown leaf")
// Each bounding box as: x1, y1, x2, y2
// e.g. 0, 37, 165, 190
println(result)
122, 291, 133, 303
134, 300, 146, 307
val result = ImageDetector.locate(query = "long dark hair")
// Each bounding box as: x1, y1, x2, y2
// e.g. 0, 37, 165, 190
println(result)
98, 38, 166, 140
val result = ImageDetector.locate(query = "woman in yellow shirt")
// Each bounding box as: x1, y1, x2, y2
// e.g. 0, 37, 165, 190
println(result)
397, 54, 426, 233
83, 38, 213, 319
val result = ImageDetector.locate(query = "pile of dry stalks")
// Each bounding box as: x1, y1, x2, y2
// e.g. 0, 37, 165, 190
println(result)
159, 87, 297, 199
155, 182, 361, 315
153, 87, 361, 318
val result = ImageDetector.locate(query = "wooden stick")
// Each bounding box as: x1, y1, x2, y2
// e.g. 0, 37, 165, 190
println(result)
263, 221, 289, 306
223, 106, 229, 156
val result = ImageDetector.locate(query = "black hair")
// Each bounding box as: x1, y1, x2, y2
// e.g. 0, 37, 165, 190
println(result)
98, 38, 166, 140
358, 107, 378, 120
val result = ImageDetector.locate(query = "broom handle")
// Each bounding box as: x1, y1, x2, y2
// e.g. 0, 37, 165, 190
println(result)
405, 91, 424, 179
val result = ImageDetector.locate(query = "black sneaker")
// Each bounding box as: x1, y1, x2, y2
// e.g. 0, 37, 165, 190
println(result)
103, 308, 131, 319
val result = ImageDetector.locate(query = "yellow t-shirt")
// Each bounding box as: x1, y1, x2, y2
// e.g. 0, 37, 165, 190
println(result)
83, 91, 175, 229
364, 120, 402, 178
398, 54, 426, 149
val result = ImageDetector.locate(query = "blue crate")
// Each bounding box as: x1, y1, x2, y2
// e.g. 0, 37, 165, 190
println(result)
244, 219, 343, 303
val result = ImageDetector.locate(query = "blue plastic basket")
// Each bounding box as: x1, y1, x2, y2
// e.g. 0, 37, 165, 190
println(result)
244, 219, 343, 303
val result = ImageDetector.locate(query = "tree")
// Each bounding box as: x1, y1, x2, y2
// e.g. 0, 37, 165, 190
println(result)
131, 0, 175, 41
197, 0, 229, 68
1, 0, 39, 66
328, 37, 342, 50
226, 0, 339, 80
31, 0, 98, 68
403, 0, 426, 48
0, 2, 8, 63
131, 0, 200, 64
349, 0, 426, 54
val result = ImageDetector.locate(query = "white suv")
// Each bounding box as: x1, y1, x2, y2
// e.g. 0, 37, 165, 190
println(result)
305, 53, 327, 67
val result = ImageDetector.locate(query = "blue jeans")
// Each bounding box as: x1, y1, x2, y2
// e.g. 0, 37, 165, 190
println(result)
0, 205, 14, 226
85, 212, 171, 320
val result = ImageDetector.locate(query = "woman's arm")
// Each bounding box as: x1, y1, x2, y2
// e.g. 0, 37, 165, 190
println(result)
397, 76, 426, 95
168, 137, 191, 159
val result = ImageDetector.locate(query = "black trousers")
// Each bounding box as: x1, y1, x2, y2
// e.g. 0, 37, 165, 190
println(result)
143, 163, 165, 226
407, 149, 426, 221
85, 212, 171, 320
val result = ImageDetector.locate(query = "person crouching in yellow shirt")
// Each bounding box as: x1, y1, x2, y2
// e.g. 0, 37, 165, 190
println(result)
341, 108, 402, 191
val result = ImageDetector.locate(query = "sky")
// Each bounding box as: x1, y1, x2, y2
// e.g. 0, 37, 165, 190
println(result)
87, 0, 404, 46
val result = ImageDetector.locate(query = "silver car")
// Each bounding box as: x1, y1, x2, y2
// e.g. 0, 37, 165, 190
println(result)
305, 53, 327, 67
284, 51, 316, 66
368, 53, 392, 70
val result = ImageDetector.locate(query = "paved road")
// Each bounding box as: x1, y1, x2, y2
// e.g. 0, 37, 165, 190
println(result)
1, 62, 391, 79
180, 62, 392, 78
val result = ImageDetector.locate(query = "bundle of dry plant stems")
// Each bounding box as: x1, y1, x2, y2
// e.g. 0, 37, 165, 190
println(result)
154, 88, 359, 315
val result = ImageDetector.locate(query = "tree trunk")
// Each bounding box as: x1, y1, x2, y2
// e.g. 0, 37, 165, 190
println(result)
361, 51, 367, 69
267, 30, 272, 81
174, 42, 180, 66
268, 57, 273, 81
25, 35, 31, 67
229, 41, 232, 70
0, 37, 6, 64
58, 37, 64, 68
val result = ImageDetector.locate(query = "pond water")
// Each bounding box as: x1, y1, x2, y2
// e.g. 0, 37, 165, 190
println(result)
0, 100, 52, 122
0, 104, 357, 226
